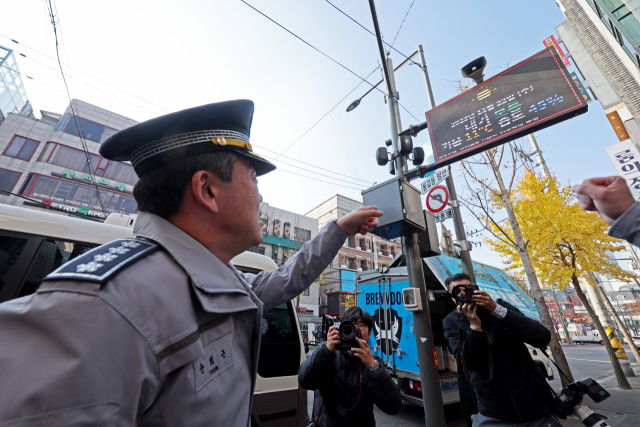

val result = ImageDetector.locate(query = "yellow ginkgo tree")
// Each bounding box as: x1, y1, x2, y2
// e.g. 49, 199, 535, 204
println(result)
485, 170, 635, 390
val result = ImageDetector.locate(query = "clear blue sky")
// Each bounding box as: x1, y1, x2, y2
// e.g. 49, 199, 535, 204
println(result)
1, 0, 621, 268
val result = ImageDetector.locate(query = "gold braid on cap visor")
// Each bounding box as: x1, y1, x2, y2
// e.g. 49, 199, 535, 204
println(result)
129, 130, 251, 168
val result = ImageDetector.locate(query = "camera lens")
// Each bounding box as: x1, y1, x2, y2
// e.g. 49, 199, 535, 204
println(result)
339, 321, 357, 341
453, 285, 473, 304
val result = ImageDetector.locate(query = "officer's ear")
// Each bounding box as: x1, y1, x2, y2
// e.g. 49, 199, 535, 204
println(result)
190, 170, 222, 214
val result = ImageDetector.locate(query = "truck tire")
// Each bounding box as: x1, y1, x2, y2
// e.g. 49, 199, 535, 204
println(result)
599, 340, 604, 345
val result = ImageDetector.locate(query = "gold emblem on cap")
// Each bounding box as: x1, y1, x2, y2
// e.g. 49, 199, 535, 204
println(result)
215, 137, 227, 145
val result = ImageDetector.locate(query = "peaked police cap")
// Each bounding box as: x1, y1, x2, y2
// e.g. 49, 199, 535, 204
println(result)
99, 100, 276, 177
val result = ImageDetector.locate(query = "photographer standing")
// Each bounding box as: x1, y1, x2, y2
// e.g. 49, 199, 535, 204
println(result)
442, 273, 560, 427
298, 307, 401, 427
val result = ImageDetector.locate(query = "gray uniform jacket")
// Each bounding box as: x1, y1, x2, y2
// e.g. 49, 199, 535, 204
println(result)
0, 212, 347, 427
609, 201, 640, 245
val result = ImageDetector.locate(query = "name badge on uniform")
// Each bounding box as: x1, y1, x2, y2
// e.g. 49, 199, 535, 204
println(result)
193, 343, 233, 391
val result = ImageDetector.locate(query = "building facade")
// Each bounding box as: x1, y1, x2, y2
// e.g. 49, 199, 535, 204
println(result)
556, 0, 640, 148
254, 202, 320, 315
305, 194, 402, 315
0, 99, 139, 220
0, 44, 34, 122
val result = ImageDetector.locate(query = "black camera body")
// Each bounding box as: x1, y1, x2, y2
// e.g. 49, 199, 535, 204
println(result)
451, 284, 479, 306
551, 378, 610, 419
321, 315, 362, 351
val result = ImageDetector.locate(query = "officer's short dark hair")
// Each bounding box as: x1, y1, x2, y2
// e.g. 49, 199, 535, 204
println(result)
444, 273, 473, 289
342, 306, 374, 333
133, 152, 238, 219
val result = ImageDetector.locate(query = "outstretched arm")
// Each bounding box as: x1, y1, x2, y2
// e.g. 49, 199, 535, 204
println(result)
238, 207, 383, 311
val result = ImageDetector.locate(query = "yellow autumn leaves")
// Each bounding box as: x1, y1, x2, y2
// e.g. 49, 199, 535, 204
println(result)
484, 170, 635, 289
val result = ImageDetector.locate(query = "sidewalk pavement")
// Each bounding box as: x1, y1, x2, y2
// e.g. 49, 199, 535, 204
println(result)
559, 365, 640, 427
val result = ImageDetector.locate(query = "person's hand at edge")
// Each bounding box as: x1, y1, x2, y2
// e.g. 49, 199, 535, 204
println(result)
471, 290, 497, 313
458, 302, 481, 331
336, 206, 383, 236
572, 176, 634, 225
326, 325, 340, 353
351, 337, 376, 368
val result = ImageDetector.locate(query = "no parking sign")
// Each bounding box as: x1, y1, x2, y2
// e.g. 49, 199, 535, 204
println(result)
425, 185, 449, 213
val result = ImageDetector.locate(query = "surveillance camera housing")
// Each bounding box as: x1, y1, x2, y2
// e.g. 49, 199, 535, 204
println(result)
375, 147, 389, 166
399, 135, 413, 155
461, 56, 487, 85
412, 147, 425, 165
385, 139, 392, 147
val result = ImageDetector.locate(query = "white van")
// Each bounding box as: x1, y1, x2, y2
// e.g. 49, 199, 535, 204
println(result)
0, 205, 307, 427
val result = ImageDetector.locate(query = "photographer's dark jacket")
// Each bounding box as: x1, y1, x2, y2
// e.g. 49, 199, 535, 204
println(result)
298, 343, 401, 427
443, 300, 552, 422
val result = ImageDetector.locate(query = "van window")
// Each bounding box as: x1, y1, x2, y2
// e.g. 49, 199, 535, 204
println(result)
17, 240, 94, 298
258, 303, 300, 378
0, 236, 29, 295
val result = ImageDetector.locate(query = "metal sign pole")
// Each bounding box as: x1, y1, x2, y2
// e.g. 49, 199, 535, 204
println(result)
418, 44, 476, 282
367, 2, 447, 425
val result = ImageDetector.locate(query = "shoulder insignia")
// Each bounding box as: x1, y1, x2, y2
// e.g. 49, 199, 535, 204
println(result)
43, 239, 159, 284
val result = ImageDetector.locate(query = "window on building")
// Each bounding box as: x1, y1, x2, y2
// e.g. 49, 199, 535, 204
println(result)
347, 236, 355, 248
271, 247, 279, 261
380, 244, 389, 256
358, 237, 365, 249
39, 143, 137, 186
361, 261, 369, 272
273, 220, 281, 236
3, 136, 39, 161
249, 246, 266, 255
346, 257, 356, 270
283, 222, 291, 239
0, 169, 21, 193
294, 227, 311, 242
59, 115, 109, 143
20, 174, 138, 215
302, 288, 310, 296
617, 295, 625, 300
261, 218, 268, 233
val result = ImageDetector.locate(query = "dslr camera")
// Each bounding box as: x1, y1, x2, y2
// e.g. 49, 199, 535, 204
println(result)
552, 378, 610, 423
321, 315, 362, 351
451, 283, 479, 306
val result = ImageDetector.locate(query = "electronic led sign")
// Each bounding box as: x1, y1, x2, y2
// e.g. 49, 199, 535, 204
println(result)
426, 48, 587, 165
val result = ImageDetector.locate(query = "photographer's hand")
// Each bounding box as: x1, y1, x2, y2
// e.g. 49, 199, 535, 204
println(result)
458, 303, 482, 331
351, 337, 376, 368
471, 290, 497, 313
326, 325, 340, 353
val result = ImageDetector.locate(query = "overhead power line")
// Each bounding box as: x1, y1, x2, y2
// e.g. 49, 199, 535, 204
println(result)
323, 0, 419, 66
275, 168, 365, 192
391, 0, 416, 47
240, 0, 385, 96
274, 66, 380, 159
260, 153, 368, 188
252, 143, 373, 184
0, 34, 172, 115
45, 0, 107, 216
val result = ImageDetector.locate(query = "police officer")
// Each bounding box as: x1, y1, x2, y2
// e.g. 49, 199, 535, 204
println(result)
0, 100, 383, 426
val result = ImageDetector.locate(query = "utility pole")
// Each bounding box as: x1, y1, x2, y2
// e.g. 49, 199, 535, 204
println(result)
417, 44, 476, 282
528, 133, 550, 177
366, 3, 446, 426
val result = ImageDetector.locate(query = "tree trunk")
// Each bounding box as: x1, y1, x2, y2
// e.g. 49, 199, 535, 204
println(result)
593, 278, 640, 366
571, 274, 632, 390
489, 156, 574, 387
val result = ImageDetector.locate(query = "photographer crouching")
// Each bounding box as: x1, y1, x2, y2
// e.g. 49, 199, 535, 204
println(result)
442, 273, 560, 427
298, 307, 401, 427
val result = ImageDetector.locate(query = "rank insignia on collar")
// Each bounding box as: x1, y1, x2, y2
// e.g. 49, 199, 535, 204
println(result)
43, 239, 159, 284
